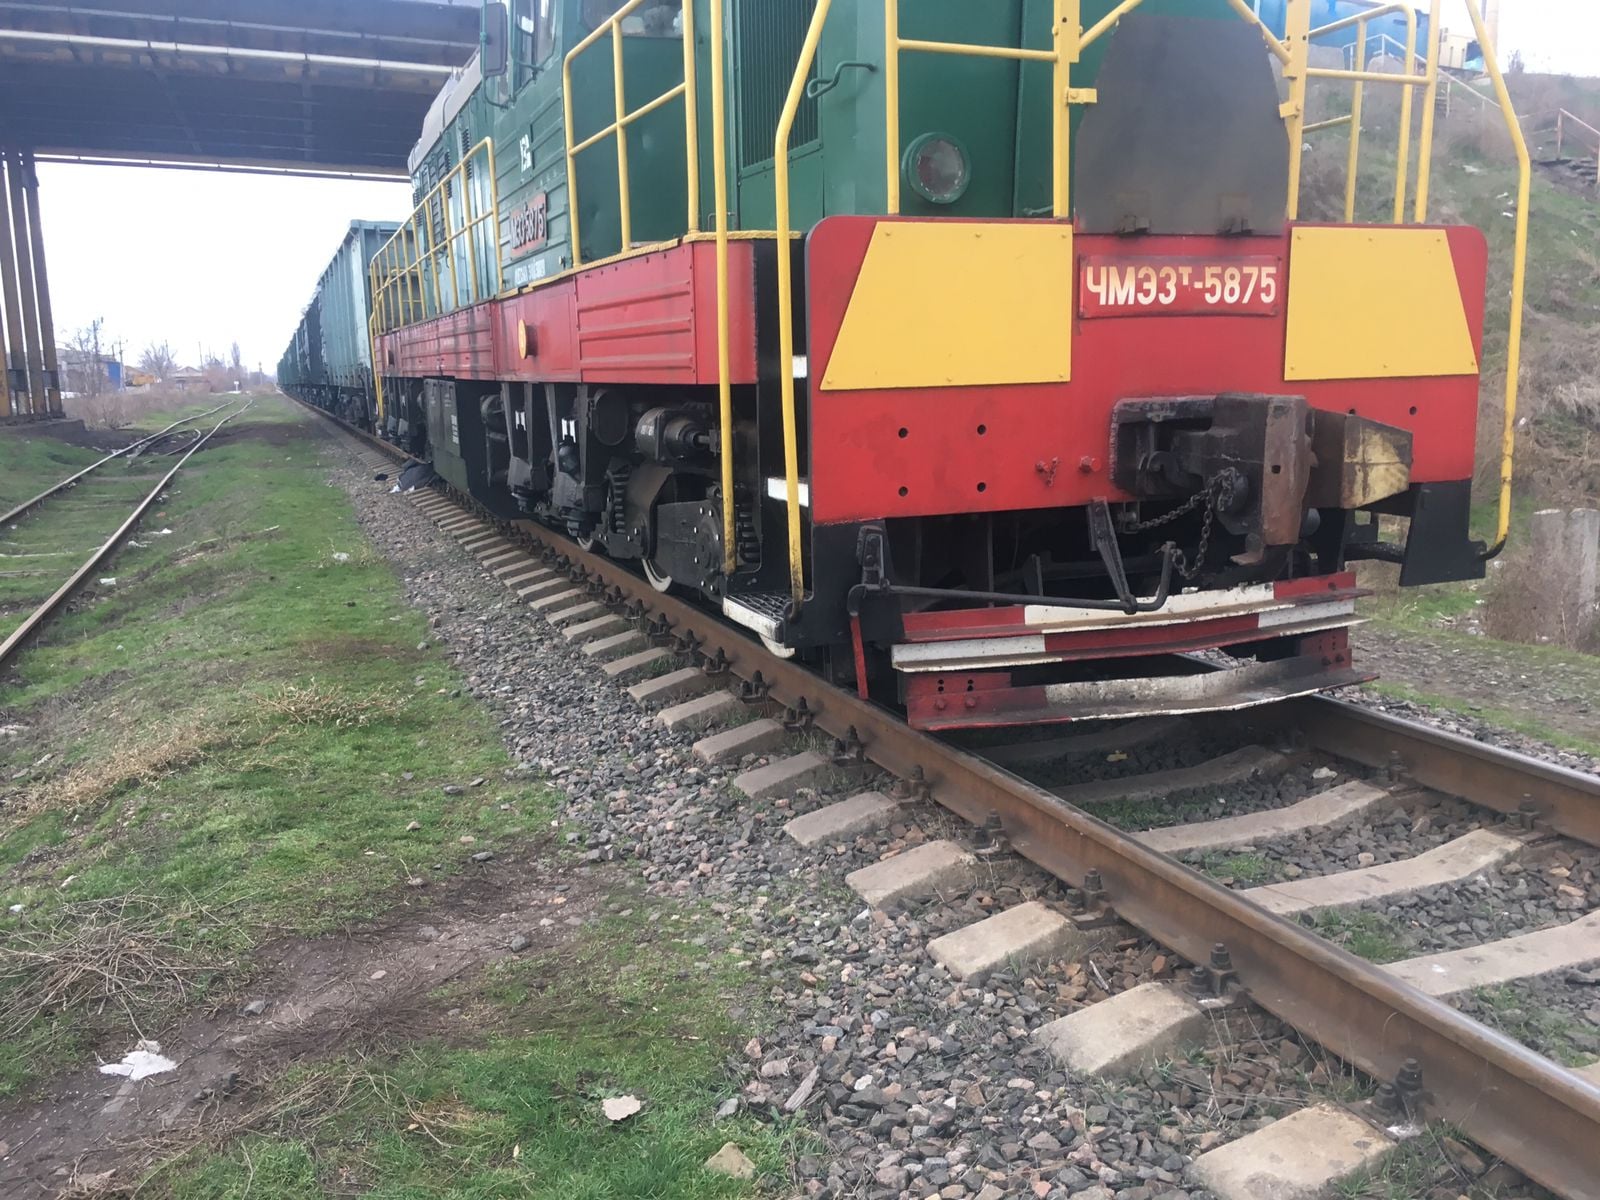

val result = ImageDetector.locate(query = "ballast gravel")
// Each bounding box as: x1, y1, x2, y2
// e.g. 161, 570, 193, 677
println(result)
325, 441, 1552, 1200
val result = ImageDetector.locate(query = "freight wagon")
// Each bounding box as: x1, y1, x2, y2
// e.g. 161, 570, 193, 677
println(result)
278, 220, 401, 428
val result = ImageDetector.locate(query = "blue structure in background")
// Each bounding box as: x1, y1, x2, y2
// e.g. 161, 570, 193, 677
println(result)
1252, 0, 1434, 63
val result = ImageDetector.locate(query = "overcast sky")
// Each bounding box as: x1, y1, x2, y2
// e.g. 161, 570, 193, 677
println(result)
38, 165, 410, 374
32, 0, 1598, 375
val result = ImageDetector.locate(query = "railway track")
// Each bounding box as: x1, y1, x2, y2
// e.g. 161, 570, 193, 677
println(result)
0, 400, 254, 670
320, 408, 1600, 1199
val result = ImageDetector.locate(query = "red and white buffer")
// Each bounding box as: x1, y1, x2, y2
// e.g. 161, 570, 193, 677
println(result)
892, 574, 1368, 731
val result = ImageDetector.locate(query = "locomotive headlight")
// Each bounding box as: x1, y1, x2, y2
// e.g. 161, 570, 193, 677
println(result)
904, 133, 970, 205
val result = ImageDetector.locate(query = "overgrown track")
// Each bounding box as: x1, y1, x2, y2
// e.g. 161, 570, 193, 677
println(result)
0, 400, 254, 671
0, 398, 245, 530
316, 405, 1600, 1199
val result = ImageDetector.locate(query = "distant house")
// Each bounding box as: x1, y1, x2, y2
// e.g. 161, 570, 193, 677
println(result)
55, 347, 123, 396
168, 369, 213, 393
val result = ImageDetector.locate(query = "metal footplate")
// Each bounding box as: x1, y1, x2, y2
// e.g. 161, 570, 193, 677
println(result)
723, 591, 792, 654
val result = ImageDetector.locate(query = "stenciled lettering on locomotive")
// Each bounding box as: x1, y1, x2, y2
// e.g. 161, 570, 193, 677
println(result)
1079, 255, 1282, 318
510, 192, 549, 253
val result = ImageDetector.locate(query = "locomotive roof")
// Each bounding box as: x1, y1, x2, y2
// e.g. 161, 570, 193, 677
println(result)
409, 50, 484, 175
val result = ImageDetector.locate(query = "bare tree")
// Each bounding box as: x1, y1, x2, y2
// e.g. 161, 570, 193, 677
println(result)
65, 319, 105, 398
139, 341, 176, 381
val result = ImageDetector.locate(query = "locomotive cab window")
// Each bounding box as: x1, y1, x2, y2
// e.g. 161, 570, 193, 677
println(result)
581, 0, 681, 37
512, 0, 555, 85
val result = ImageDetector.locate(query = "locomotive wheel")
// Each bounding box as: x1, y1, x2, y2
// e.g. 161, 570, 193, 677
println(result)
575, 530, 597, 553
642, 556, 673, 593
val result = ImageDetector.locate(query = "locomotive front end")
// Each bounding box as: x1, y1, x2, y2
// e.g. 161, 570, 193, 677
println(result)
789, 4, 1492, 729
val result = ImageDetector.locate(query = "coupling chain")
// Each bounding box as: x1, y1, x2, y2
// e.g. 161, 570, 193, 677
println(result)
1130, 474, 1237, 581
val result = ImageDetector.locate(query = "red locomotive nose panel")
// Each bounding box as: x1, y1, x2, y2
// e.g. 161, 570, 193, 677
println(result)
803, 216, 1488, 527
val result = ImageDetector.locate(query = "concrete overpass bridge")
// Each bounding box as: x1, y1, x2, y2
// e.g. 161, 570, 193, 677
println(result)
0, 0, 483, 419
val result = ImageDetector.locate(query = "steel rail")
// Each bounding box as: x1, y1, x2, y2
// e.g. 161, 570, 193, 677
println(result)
0, 400, 253, 671
309, 408, 1600, 1198
1266, 696, 1600, 849
0, 398, 244, 530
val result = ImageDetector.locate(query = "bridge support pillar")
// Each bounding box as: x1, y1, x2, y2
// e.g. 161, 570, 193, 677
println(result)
0, 149, 61, 420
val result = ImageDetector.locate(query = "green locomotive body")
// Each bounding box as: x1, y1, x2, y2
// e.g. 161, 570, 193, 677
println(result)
412, 0, 1249, 285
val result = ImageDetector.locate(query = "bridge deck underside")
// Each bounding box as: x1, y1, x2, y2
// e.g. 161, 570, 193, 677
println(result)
0, 0, 482, 175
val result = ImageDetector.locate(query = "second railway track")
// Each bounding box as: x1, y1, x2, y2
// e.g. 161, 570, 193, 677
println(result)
324, 409, 1600, 1198
0, 400, 254, 670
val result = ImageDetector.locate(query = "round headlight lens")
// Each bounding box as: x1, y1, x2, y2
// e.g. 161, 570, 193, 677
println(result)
904, 133, 970, 205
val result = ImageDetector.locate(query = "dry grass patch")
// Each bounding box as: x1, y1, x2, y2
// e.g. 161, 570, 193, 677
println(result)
0, 893, 238, 1038
25, 714, 239, 822
255, 682, 408, 731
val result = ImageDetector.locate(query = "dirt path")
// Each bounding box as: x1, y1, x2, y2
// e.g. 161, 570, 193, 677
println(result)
0, 860, 597, 1199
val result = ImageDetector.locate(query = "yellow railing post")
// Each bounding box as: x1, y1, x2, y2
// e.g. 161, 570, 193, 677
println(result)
1283, 0, 1311, 219
611, 22, 633, 252
563, 59, 583, 267
711, 0, 736, 575
1391, 5, 1418, 222
1463, 0, 1530, 555
885, 0, 900, 214
370, 311, 387, 428
1053, 0, 1078, 218
681, 0, 700, 234
1414, 0, 1442, 221
1345, 17, 1366, 222
775, 0, 834, 607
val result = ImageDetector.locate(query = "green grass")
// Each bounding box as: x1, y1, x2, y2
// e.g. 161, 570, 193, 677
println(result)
0, 432, 106, 511
0, 397, 552, 1094
0, 397, 793, 1197
1333, 1128, 1478, 1200
1464, 985, 1597, 1069
149, 913, 798, 1199
0, 466, 174, 625
1309, 909, 1412, 965
1199, 852, 1273, 886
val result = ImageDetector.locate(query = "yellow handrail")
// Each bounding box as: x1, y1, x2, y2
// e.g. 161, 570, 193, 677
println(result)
1464, 0, 1529, 555
775, 0, 834, 606
1222, 0, 1291, 62
710, 0, 735, 575
1414, 0, 1442, 221
1343, 16, 1366, 222
1307, 0, 1417, 223
370, 137, 502, 337
1283, 0, 1310, 218
369, 310, 386, 427
562, 0, 699, 268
